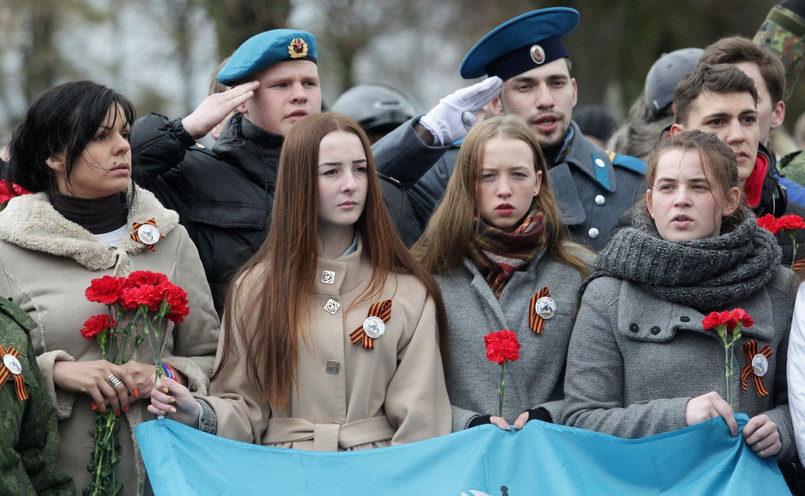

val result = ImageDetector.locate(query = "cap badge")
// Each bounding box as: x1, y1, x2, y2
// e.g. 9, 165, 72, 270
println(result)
741, 339, 772, 397
288, 38, 309, 59
529, 44, 546, 65
350, 300, 392, 350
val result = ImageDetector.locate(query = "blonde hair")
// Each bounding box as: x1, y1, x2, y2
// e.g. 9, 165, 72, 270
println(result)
412, 115, 590, 277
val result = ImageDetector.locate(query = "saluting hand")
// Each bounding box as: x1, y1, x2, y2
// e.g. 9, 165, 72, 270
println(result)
181, 81, 260, 139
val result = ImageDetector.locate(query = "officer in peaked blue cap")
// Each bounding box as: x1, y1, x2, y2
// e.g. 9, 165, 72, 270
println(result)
217, 29, 318, 86
460, 7, 579, 81
410, 7, 646, 251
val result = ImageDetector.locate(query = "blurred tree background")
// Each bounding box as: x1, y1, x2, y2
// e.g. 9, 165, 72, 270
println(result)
1, 0, 800, 151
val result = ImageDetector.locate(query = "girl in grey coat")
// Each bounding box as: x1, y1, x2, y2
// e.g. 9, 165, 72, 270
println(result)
563, 130, 797, 462
413, 115, 593, 432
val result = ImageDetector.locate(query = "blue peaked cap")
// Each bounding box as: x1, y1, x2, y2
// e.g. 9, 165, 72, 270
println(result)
460, 8, 579, 80
218, 29, 318, 85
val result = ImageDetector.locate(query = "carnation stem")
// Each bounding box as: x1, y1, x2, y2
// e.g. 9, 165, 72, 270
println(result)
497, 363, 505, 418
790, 230, 799, 271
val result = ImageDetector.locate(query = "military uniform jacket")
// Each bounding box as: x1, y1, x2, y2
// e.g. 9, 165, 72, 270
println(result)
437, 249, 590, 431
0, 185, 219, 494
393, 121, 645, 250
562, 268, 797, 462
204, 238, 451, 451
0, 299, 73, 495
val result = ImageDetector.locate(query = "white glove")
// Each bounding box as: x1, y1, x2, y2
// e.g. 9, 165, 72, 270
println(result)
419, 76, 503, 145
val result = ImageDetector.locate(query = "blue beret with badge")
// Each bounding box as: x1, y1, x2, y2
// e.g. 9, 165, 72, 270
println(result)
460, 7, 580, 80
218, 29, 318, 85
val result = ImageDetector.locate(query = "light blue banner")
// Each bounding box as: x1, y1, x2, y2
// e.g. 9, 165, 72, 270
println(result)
135, 414, 788, 495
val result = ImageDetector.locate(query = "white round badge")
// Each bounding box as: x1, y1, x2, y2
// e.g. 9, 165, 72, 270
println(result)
752, 354, 769, 377
3, 354, 22, 375
529, 44, 546, 65
137, 224, 161, 245
363, 316, 386, 339
535, 296, 556, 320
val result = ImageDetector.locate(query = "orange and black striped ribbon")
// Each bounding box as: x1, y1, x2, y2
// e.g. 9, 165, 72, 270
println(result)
741, 339, 772, 397
349, 300, 392, 350
130, 218, 162, 251
528, 287, 551, 334
794, 258, 805, 273
0, 345, 27, 401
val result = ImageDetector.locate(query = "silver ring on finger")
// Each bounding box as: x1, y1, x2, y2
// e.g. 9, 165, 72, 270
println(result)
106, 374, 123, 389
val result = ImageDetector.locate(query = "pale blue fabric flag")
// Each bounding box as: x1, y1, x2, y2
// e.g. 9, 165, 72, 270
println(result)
135, 413, 788, 495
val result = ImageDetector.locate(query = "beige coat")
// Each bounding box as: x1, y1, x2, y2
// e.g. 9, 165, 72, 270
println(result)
205, 239, 451, 450
0, 186, 219, 494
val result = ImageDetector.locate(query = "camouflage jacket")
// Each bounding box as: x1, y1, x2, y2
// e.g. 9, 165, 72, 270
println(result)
0, 298, 73, 495
755, 4, 805, 102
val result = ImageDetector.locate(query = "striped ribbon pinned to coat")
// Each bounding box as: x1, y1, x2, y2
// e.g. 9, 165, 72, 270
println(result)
130, 218, 163, 251
0, 345, 27, 400
349, 300, 392, 350
741, 339, 772, 397
528, 287, 551, 334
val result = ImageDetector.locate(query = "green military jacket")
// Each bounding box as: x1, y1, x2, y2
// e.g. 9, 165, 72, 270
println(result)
0, 298, 73, 495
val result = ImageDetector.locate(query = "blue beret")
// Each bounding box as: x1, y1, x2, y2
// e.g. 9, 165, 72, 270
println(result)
460, 8, 579, 80
218, 29, 318, 85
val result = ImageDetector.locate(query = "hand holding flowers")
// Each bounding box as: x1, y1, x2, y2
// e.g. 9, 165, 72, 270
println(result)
79, 270, 190, 496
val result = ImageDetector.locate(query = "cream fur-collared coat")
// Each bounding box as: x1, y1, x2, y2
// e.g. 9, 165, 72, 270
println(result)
204, 238, 451, 450
0, 185, 219, 494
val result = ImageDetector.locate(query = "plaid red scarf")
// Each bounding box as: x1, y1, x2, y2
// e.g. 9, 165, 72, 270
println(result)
469, 209, 545, 299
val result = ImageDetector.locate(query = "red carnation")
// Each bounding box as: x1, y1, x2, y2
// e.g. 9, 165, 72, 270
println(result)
0, 180, 15, 204
164, 285, 189, 324
756, 214, 779, 234
120, 285, 163, 311
484, 329, 521, 365
703, 308, 753, 335
85, 276, 126, 305
80, 314, 116, 339
702, 308, 752, 409
776, 214, 805, 231
10, 183, 30, 196
124, 270, 168, 289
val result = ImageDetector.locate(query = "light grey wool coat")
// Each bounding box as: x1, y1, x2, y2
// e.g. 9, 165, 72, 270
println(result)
437, 248, 591, 431
562, 267, 798, 462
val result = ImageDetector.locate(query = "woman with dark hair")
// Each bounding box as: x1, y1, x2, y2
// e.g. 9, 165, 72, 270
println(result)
412, 115, 592, 431
0, 80, 219, 492
563, 130, 796, 462
150, 112, 450, 450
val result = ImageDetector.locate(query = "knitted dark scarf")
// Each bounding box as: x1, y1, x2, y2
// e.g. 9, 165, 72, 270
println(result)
587, 203, 781, 312
469, 209, 545, 299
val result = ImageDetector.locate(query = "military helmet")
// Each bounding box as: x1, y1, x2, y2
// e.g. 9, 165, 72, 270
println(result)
331, 84, 417, 136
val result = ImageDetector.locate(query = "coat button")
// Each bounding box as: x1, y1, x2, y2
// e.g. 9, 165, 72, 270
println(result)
595, 158, 606, 168
680, 316, 690, 322
595, 195, 606, 206
588, 228, 600, 239
629, 323, 639, 333
650, 326, 661, 335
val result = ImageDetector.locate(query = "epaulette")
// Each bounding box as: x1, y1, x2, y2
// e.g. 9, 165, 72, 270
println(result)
187, 143, 220, 159
608, 151, 646, 175
0, 298, 36, 334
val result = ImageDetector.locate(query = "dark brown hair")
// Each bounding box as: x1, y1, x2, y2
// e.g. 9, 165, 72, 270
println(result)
673, 64, 758, 126
699, 36, 785, 105
646, 129, 741, 224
